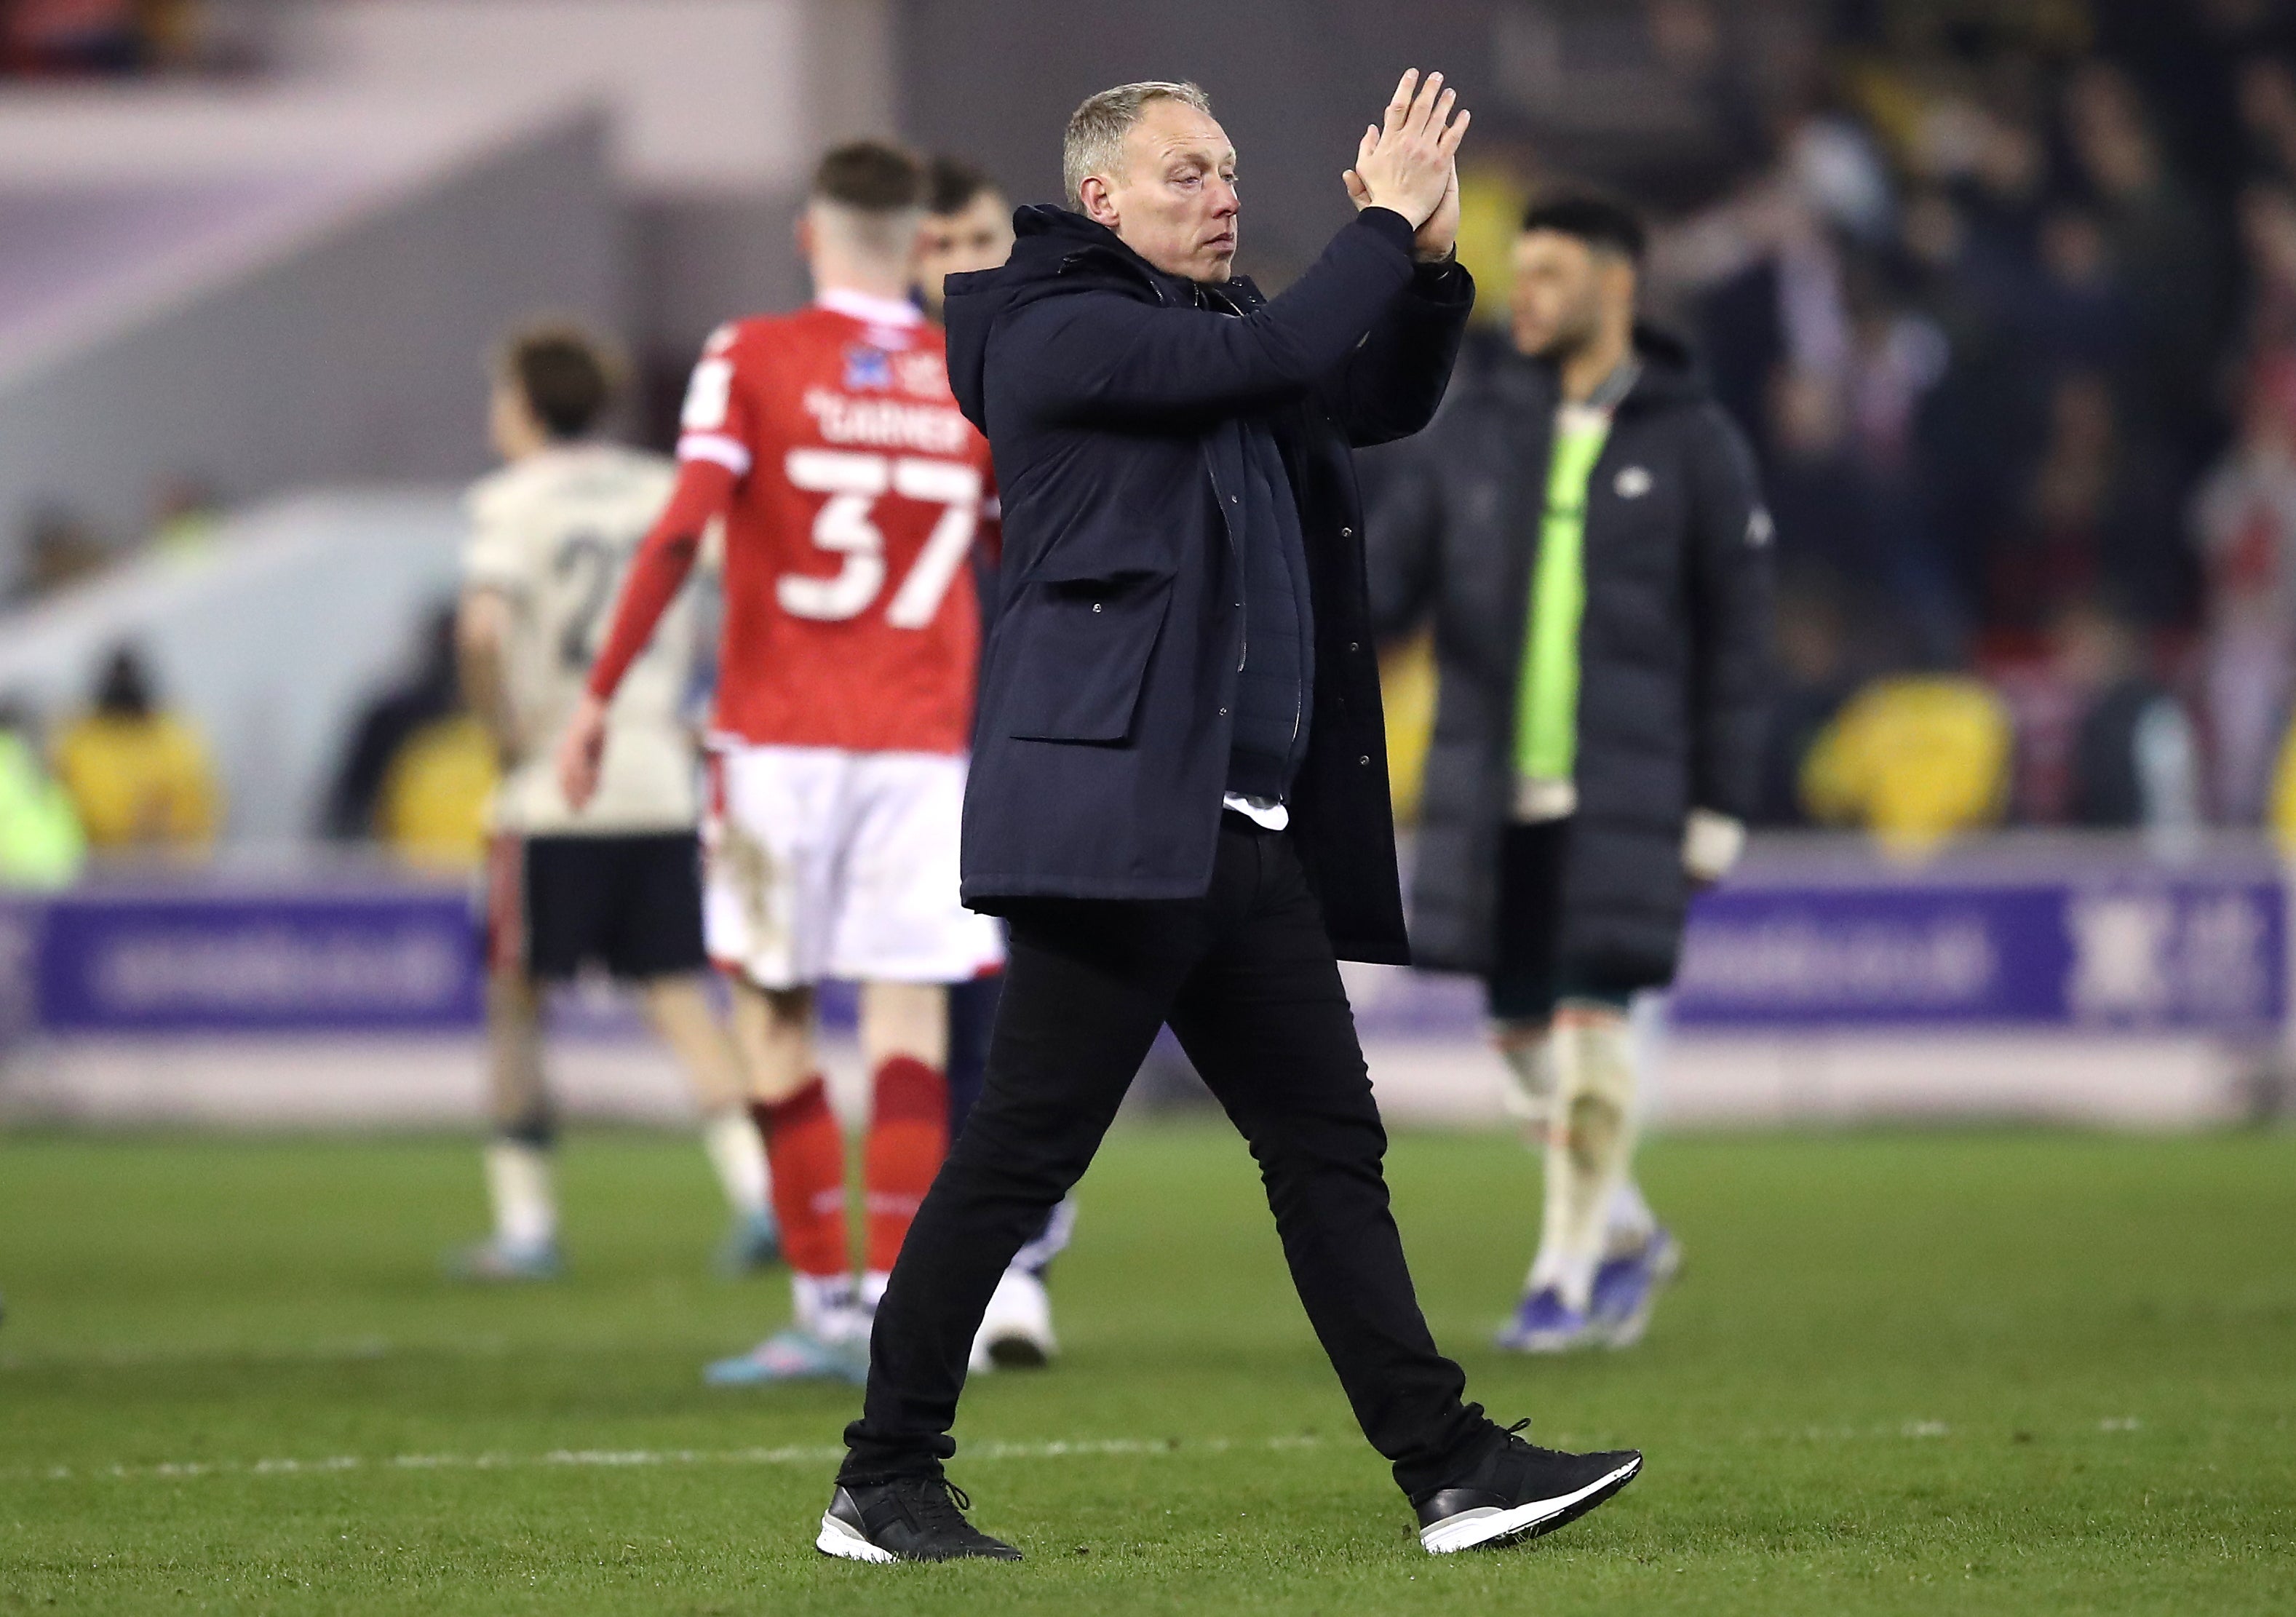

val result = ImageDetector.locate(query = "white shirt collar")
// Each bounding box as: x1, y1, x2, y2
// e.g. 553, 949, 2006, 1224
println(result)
816, 287, 923, 328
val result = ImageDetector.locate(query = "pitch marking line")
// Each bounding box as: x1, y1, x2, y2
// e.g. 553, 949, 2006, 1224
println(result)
7, 1434, 1327, 1485
1765, 1417, 2143, 1443
3, 1418, 2148, 1487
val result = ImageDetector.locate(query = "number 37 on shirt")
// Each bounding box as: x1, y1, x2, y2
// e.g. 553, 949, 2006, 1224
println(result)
676, 331, 989, 637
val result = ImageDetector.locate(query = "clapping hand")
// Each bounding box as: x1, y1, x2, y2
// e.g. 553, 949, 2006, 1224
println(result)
1344, 69, 1469, 261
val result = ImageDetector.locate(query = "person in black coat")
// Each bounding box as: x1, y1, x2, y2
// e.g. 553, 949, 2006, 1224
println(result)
1369, 192, 1772, 1356
820, 76, 1644, 1566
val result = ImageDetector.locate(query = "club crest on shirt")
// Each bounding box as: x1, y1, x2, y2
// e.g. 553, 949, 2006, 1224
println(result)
895, 350, 948, 400
843, 343, 894, 392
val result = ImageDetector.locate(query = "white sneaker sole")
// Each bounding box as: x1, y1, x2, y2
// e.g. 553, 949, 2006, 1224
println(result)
816, 1511, 900, 1564
1418, 1455, 1643, 1554
1505, 1327, 1594, 1355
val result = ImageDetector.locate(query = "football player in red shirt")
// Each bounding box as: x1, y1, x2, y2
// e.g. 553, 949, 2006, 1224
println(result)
560, 141, 1003, 1384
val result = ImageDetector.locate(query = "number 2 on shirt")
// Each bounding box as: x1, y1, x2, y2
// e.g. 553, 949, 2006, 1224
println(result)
780, 448, 980, 628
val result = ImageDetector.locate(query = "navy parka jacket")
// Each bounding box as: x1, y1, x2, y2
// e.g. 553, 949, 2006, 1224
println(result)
943, 204, 1474, 964
1367, 328, 1773, 980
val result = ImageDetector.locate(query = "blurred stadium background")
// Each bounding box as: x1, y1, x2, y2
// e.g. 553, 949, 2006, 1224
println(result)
4, 3, 2295, 1610
4, 0, 2296, 1129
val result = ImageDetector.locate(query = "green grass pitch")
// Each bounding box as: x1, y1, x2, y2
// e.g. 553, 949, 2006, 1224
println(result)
2, 1122, 2292, 1613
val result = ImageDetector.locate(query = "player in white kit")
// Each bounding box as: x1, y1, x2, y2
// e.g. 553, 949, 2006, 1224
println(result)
449, 322, 776, 1281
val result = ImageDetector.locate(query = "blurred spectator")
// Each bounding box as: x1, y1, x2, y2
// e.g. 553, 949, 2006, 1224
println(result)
1639, 0, 1773, 199
1, 0, 143, 74
1896, 184, 2030, 613
2188, 355, 2296, 822
1, 0, 202, 76
53, 644, 219, 853
321, 605, 463, 841
2235, 179, 2296, 369
11, 506, 111, 605
1800, 670, 2014, 855
1990, 645, 2084, 827
1991, 371, 2185, 630
1659, 113, 1882, 447
322, 603, 496, 867
1940, 94, 2049, 269
1841, 259, 1959, 643
148, 474, 224, 559
2108, 1, 2292, 200
2235, 55, 2296, 191
1761, 350, 1953, 660
372, 710, 496, 870
2052, 599, 2204, 836
2062, 61, 2225, 457
1752, 582, 1853, 827
0, 699, 85, 890
2020, 205, 2135, 386
1763, 365, 1869, 601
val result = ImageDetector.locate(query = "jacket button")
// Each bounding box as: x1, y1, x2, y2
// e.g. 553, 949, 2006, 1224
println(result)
1219, 707, 1229, 717
1092, 602, 1103, 613
1340, 526, 1353, 538
1359, 755, 1371, 766
1348, 640, 1360, 653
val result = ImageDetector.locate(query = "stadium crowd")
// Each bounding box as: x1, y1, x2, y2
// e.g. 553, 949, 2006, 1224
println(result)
0, 0, 245, 77
1639, 0, 2296, 845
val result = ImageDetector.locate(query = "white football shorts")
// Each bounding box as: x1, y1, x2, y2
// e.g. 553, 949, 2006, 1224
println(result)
704, 744, 1004, 990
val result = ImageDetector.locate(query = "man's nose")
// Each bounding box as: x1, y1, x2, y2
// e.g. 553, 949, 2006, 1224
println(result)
1209, 179, 1239, 217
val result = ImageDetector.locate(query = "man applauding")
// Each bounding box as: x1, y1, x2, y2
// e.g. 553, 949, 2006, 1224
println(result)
817, 73, 1642, 1565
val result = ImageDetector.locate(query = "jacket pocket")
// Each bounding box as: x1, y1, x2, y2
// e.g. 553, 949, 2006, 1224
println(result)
999, 568, 1175, 743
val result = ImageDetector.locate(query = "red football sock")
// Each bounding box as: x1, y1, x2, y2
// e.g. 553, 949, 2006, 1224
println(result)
864, 1055, 948, 1274
751, 1078, 847, 1279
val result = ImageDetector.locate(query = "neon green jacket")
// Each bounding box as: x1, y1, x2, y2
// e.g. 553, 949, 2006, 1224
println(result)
0, 733, 87, 889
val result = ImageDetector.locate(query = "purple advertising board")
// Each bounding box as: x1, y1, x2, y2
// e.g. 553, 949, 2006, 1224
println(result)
0, 847, 2285, 1039
1669, 867, 2286, 1031
18, 886, 483, 1035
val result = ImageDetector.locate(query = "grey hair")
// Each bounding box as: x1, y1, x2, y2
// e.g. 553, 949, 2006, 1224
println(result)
1063, 81, 1212, 207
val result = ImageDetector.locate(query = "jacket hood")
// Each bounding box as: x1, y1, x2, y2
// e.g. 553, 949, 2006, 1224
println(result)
1625, 322, 1708, 405
942, 204, 1262, 429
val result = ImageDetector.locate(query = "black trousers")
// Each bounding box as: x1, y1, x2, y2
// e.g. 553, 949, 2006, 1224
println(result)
841, 816, 1501, 1498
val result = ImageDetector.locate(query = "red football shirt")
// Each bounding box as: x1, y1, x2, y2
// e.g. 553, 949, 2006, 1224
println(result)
667, 290, 992, 755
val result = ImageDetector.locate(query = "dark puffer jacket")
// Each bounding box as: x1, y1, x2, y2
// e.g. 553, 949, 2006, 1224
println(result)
944, 204, 1473, 964
1367, 327, 1772, 980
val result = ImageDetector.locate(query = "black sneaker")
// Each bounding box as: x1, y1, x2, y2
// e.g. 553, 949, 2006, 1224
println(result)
1411, 1421, 1642, 1554
815, 1476, 1023, 1563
